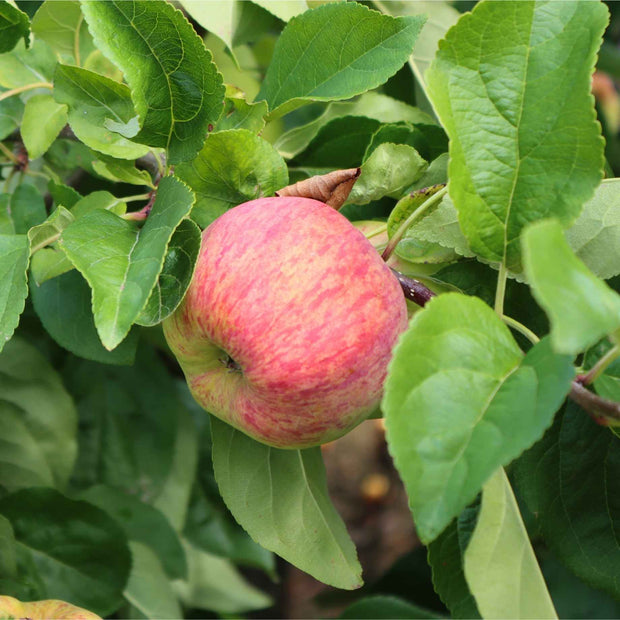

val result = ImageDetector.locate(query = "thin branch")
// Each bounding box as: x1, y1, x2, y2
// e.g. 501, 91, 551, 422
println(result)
581, 343, 620, 386
569, 380, 620, 426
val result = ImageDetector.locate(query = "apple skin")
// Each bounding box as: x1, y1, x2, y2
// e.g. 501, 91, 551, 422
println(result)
164, 196, 408, 449
0, 596, 100, 619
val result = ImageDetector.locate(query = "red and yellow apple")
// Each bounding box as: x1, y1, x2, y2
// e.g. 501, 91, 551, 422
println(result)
0, 596, 100, 620
164, 197, 408, 448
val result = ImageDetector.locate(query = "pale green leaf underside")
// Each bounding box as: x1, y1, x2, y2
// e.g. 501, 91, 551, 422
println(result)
28, 205, 74, 254
464, 468, 557, 619
211, 418, 362, 590
383, 294, 574, 543
0, 234, 29, 350
80, 0, 225, 163
426, 1, 607, 272
258, 2, 426, 117
60, 175, 194, 350
522, 219, 620, 355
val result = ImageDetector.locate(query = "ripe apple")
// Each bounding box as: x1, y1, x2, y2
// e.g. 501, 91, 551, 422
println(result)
164, 196, 408, 448
0, 596, 100, 619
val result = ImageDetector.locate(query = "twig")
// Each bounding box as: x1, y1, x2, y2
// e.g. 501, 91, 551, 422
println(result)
569, 380, 620, 426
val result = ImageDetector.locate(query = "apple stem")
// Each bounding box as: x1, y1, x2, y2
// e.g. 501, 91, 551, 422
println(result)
390, 269, 436, 307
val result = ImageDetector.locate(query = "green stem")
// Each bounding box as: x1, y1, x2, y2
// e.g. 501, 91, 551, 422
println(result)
494, 262, 508, 317
381, 185, 448, 262
123, 193, 151, 203
0, 142, 18, 164
74, 13, 83, 66
0, 82, 53, 102
582, 343, 620, 386
502, 315, 540, 346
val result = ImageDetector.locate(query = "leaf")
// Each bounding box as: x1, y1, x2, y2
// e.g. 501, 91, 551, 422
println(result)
8, 184, 46, 234
257, 3, 426, 117
347, 143, 427, 205
0, 235, 29, 349
29, 247, 73, 285
0, 514, 16, 577
0, 337, 77, 488
340, 595, 442, 619
211, 417, 362, 590
28, 206, 74, 253
216, 95, 268, 133
81, 485, 186, 580
426, 1, 608, 272
0, 93, 23, 140
60, 175, 194, 349
30, 270, 139, 366
179, 0, 238, 59
123, 542, 183, 620
253, 0, 307, 23
463, 468, 557, 619
586, 341, 620, 402
81, 0, 225, 163
0, 39, 55, 89
522, 219, 620, 355
22, 94, 66, 159
173, 540, 272, 614
515, 402, 620, 600
91, 157, 154, 188
48, 179, 81, 208
53, 64, 149, 160
565, 178, 620, 280
137, 218, 201, 327
275, 92, 435, 159
0, 487, 131, 617
383, 294, 574, 543
70, 190, 126, 219
176, 129, 287, 228
0, 1, 29, 54
31, 0, 94, 63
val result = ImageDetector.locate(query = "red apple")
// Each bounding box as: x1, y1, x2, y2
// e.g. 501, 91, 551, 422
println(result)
164, 197, 408, 448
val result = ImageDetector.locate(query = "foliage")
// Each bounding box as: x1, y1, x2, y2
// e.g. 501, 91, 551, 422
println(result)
0, 0, 618, 618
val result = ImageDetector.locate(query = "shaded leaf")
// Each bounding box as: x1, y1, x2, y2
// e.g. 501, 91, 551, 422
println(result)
0, 1, 29, 54
340, 595, 442, 619
29, 247, 73, 285
0, 93, 23, 140
216, 95, 267, 133
0, 235, 29, 349
92, 157, 154, 188
8, 184, 46, 234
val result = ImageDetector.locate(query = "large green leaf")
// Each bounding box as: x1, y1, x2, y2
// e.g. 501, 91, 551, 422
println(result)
515, 403, 620, 601
124, 542, 183, 619
60, 175, 194, 350
0, 487, 131, 617
80, 485, 187, 580
522, 219, 620, 355
565, 178, 620, 280
211, 418, 362, 590
53, 64, 149, 160
6, 184, 46, 234
257, 3, 426, 117
0, 235, 29, 350
21, 94, 67, 159
0, 1, 29, 54
0, 337, 77, 489
383, 294, 574, 543
426, 1, 607, 272
464, 468, 557, 619
0, 39, 55, 89
81, 0, 225, 163
176, 129, 287, 228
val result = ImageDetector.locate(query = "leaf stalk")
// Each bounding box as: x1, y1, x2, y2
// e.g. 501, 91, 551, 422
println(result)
0, 82, 53, 102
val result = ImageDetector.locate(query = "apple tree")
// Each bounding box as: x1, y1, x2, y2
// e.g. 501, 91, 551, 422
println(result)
0, 0, 619, 618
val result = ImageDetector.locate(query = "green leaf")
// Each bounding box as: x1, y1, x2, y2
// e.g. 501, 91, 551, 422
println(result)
81, 0, 225, 163
0, 39, 55, 89
0, 514, 16, 577
124, 542, 183, 620
179, 0, 238, 59
340, 595, 442, 619
275, 92, 435, 159
257, 3, 426, 117
0, 92, 23, 140
176, 129, 287, 229
565, 178, 620, 280
216, 95, 267, 133
383, 294, 574, 543
92, 157, 154, 188
30, 270, 139, 366
464, 468, 557, 619
347, 143, 427, 205
21, 95, 66, 159
173, 540, 272, 614
211, 417, 362, 590
0, 487, 131, 617
253, 0, 307, 23
0, 235, 29, 349
70, 190, 126, 219
586, 341, 620, 402
426, 1, 608, 272
0, 337, 77, 488
60, 175, 194, 349
427, 514, 480, 619
53, 64, 149, 160
137, 218, 201, 327
80, 485, 187, 580
29, 247, 73, 285
8, 184, 46, 234
28, 205, 74, 253
0, 1, 29, 54
522, 219, 620, 355
48, 179, 81, 209
515, 402, 620, 601
31, 0, 94, 63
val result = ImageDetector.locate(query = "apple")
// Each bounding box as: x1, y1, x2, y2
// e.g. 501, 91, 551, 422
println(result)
0, 596, 100, 620
164, 196, 408, 448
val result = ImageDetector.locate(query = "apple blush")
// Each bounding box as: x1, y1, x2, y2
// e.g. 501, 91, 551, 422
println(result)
164, 196, 409, 449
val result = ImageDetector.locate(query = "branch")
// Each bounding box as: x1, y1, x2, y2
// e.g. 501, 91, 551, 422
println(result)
569, 379, 620, 426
